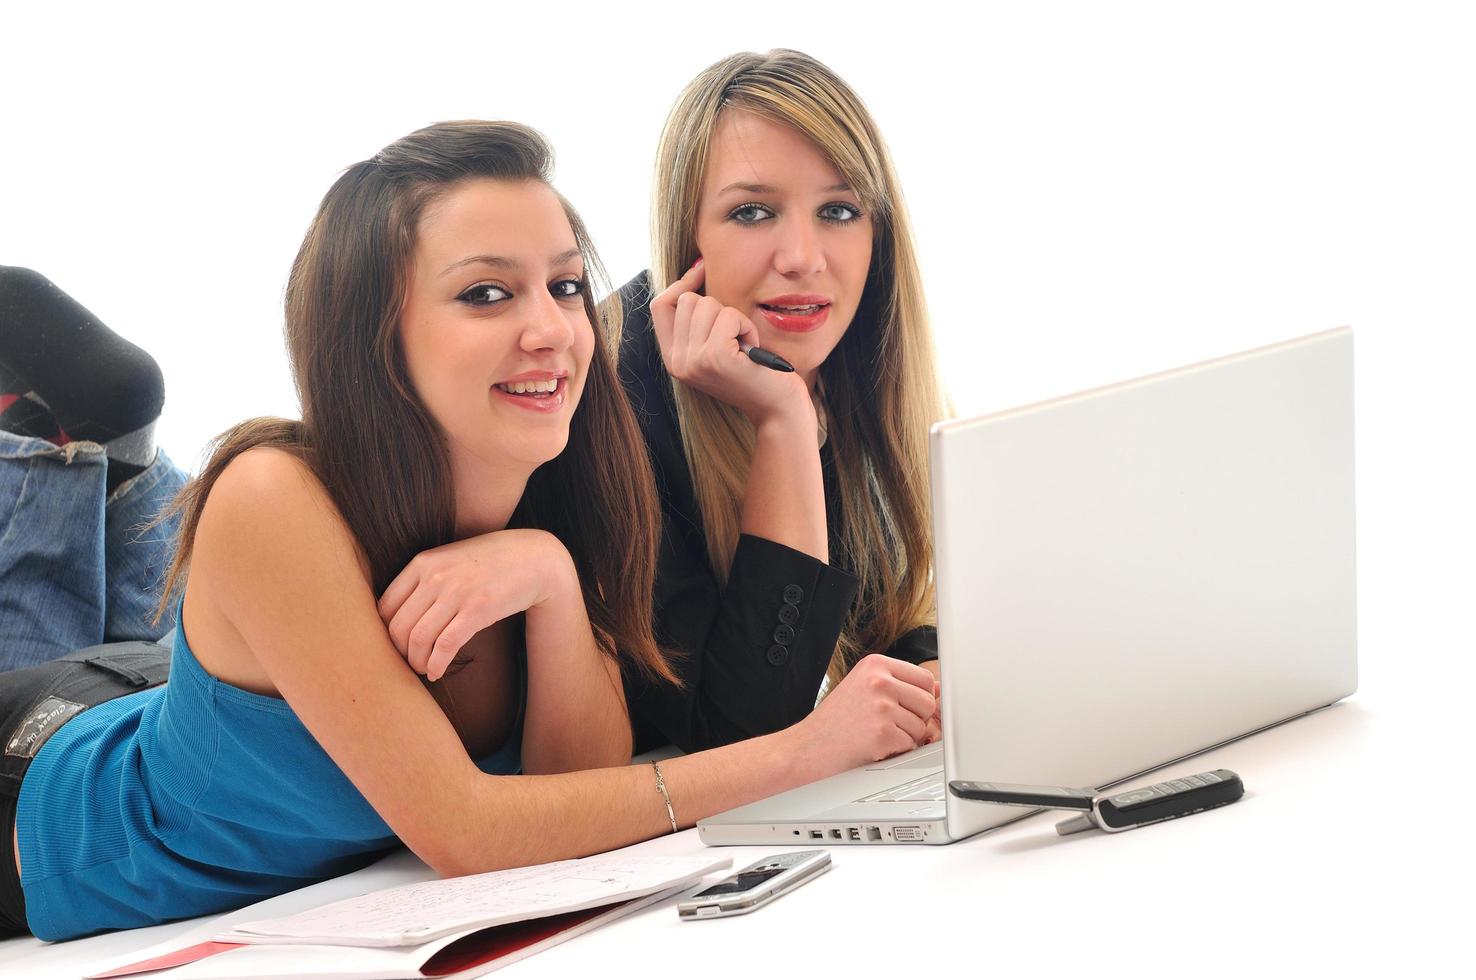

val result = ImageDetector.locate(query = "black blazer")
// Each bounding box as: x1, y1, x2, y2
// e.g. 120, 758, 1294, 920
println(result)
615, 271, 937, 754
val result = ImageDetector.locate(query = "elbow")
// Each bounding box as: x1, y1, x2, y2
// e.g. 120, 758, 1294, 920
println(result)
419, 833, 506, 880
400, 788, 494, 880
428, 852, 480, 881
406, 776, 538, 878
408, 832, 476, 880
424, 837, 532, 882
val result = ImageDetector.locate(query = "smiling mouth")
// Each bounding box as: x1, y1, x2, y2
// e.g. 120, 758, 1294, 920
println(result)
493, 378, 561, 397
759, 302, 830, 315
490, 376, 569, 413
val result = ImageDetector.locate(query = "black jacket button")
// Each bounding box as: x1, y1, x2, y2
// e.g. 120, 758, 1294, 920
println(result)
783, 584, 804, 605
778, 603, 800, 625
766, 644, 790, 666
773, 624, 796, 645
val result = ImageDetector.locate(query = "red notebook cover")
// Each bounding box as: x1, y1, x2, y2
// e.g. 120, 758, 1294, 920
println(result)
87, 899, 632, 978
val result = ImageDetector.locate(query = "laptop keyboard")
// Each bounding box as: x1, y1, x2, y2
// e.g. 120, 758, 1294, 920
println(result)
855, 769, 947, 804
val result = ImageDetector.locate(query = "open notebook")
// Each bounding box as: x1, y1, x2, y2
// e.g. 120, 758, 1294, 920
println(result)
85, 854, 730, 979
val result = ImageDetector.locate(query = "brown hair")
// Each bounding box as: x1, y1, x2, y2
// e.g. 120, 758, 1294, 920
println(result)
157, 120, 675, 684
650, 50, 948, 690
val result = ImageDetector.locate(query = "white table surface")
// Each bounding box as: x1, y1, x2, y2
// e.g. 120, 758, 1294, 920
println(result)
4, 685, 1468, 980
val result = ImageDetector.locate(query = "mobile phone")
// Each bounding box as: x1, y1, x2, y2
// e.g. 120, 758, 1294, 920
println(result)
1088, 769, 1244, 831
677, 850, 831, 920
949, 770, 1245, 834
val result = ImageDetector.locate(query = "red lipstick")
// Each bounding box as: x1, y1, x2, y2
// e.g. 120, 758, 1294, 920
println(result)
757, 294, 831, 333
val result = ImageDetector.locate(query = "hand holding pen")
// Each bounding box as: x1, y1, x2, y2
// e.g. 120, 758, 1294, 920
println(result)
742, 345, 793, 373
649, 258, 811, 426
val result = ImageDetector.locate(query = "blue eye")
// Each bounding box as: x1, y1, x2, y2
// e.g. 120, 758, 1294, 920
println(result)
551, 278, 586, 299
458, 284, 511, 306
819, 202, 862, 223
728, 203, 775, 224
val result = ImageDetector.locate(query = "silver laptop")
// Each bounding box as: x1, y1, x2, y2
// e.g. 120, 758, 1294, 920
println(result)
699, 327, 1357, 845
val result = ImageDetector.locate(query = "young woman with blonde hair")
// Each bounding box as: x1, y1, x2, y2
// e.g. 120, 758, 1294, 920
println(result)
0, 120, 937, 941
617, 50, 948, 752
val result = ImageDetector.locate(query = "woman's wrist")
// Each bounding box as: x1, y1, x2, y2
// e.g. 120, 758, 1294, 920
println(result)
522, 534, 607, 671
752, 397, 819, 443
733, 370, 814, 429
525, 531, 579, 609
774, 716, 830, 787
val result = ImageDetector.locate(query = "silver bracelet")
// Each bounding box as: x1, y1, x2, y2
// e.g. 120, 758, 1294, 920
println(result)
651, 759, 678, 833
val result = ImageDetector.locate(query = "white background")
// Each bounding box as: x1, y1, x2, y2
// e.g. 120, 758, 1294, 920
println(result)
2, 0, 1474, 971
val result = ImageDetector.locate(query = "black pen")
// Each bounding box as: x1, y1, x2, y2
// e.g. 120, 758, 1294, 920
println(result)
742, 345, 794, 373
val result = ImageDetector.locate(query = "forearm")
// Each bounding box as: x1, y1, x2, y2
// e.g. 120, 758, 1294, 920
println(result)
520, 591, 632, 774
740, 410, 828, 563
631, 529, 862, 751
440, 726, 815, 877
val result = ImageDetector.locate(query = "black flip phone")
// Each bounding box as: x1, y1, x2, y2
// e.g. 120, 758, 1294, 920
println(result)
1092, 770, 1244, 830
949, 770, 1245, 834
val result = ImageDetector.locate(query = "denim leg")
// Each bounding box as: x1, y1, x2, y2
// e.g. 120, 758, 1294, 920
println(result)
103, 448, 188, 643
0, 430, 108, 671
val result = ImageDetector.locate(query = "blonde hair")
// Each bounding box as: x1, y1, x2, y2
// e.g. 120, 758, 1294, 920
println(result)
650, 50, 947, 689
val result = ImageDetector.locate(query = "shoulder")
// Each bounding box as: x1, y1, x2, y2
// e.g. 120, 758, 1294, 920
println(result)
613, 269, 654, 318
195, 445, 370, 591
201, 446, 339, 536
612, 269, 670, 407
606, 272, 696, 511
209, 444, 320, 498
613, 270, 658, 367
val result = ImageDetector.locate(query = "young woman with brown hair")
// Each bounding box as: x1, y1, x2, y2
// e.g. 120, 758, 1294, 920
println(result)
0, 120, 938, 941
618, 50, 949, 753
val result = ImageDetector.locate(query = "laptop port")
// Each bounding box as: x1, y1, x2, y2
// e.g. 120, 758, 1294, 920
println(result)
809, 830, 824, 839
893, 826, 924, 842
847, 828, 861, 841
828, 829, 842, 839
866, 826, 881, 842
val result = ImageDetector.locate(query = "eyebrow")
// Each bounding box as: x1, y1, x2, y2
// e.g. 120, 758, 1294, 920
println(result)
715, 181, 853, 196
440, 247, 583, 277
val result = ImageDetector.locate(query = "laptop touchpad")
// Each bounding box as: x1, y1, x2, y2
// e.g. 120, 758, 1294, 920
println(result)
865, 744, 944, 770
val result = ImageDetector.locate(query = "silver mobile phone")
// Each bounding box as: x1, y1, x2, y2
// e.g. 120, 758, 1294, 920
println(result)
677, 850, 831, 920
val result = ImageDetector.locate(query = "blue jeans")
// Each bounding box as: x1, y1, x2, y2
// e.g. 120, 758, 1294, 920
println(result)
0, 429, 187, 672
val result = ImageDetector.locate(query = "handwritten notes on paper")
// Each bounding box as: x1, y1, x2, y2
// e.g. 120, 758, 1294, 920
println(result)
217, 855, 732, 947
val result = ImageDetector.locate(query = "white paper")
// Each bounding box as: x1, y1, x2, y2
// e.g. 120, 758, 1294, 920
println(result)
94, 886, 687, 980
217, 855, 730, 947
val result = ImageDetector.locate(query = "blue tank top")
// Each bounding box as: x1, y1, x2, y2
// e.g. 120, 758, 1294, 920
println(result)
15, 611, 523, 941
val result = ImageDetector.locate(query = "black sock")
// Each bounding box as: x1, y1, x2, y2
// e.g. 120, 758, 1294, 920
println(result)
0, 266, 165, 492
